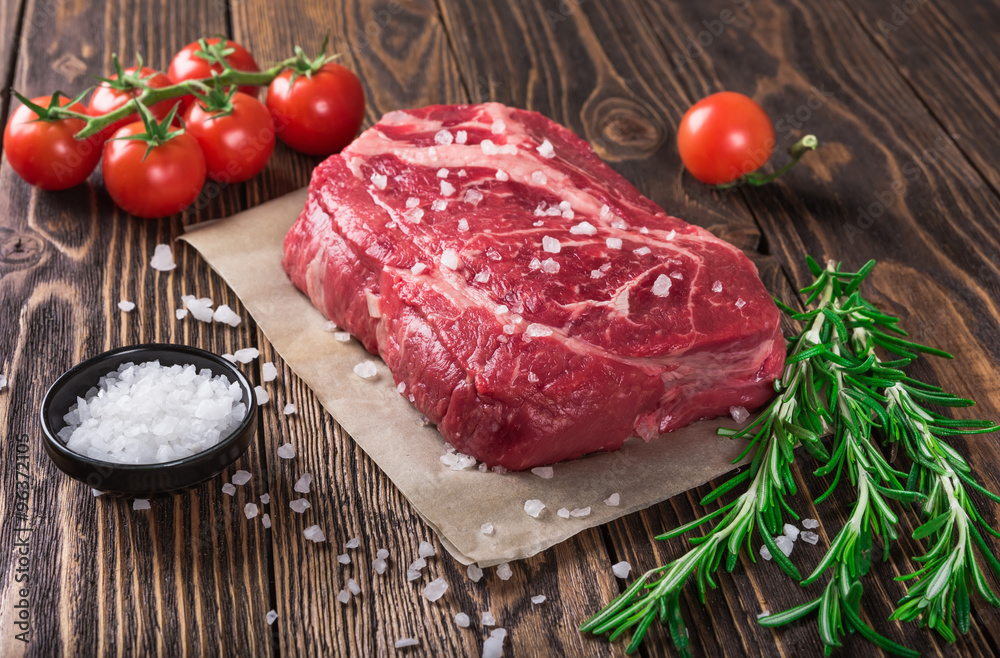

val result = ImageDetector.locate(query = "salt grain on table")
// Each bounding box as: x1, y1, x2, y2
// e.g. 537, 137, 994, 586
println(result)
233, 347, 260, 363
255, 386, 269, 405
760, 545, 773, 560
262, 514, 271, 529
483, 635, 505, 658
133, 498, 150, 510
0, 374, 7, 392
801, 531, 820, 545
496, 563, 512, 581
481, 610, 496, 626
423, 577, 449, 602
481, 522, 494, 536
557, 508, 570, 519
530, 466, 553, 479
222, 483, 236, 496
244, 503, 258, 519
802, 518, 820, 529
294, 473, 312, 494
182, 295, 215, 322
260, 493, 270, 504
212, 304, 242, 327
289, 499, 311, 513
604, 493, 620, 507
774, 535, 794, 557
784, 523, 800, 541
175, 309, 188, 320
118, 300, 135, 312
346, 537, 360, 549
353, 360, 377, 379
524, 499, 545, 518
467, 564, 484, 582
455, 612, 470, 628
409, 557, 426, 571
91, 488, 103, 497
612, 561, 631, 579
221, 353, 236, 363
232, 470, 252, 485
406, 569, 422, 582
418, 541, 435, 558
303, 525, 326, 542
322, 320, 338, 331
334, 332, 351, 342
531, 595, 546, 604
394, 639, 419, 649
376, 548, 389, 559
283, 403, 296, 415
262, 362, 278, 382
337, 590, 350, 604
150, 243, 176, 271
347, 578, 361, 595
373, 558, 387, 574
757, 611, 771, 619
338, 553, 351, 565
266, 609, 278, 625
729, 405, 750, 423
277, 443, 295, 459
570, 507, 591, 517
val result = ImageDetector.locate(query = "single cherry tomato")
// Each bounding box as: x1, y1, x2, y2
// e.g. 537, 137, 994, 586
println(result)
182, 92, 275, 183
168, 38, 261, 103
266, 62, 365, 156
88, 66, 177, 140
3, 95, 103, 190
677, 92, 775, 185
102, 121, 206, 218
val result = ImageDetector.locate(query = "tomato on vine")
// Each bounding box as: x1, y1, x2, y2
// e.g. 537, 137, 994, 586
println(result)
3, 93, 104, 190
169, 38, 260, 104
88, 60, 176, 139
267, 58, 365, 156
183, 89, 275, 183
102, 104, 206, 219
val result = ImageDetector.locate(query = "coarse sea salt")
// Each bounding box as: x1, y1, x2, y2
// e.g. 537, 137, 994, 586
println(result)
524, 499, 545, 518
633, 246, 651, 256
294, 473, 312, 494
467, 564, 484, 582
182, 295, 214, 323
735, 298, 747, 309
322, 320, 338, 332
290, 499, 311, 513
612, 561, 631, 579
277, 443, 295, 459
652, 274, 672, 297
542, 235, 561, 253
457, 219, 469, 232
496, 563, 512, 580
434, 129, 454, 145
455, 612, 470, 627
347, 578, 361, 595
133, 498, 150, 510
222, 483, 236, 496
537, 139, 555, 158
570, 221, 597, 236
455, 130, 467, 144
395, 638, 419, 649
354, 361, 377, 379
266, 609, 278, 625
802, 518, 820, 529
784, 524, 800, 541
557, 508, 571, 519
531, 466, 554, 479
373, 558, 387, 574
730, 405, 750, 423
244, 503, 258, 519
712, 280, 723, 293
419, 541, 436, 558
261, 493, 270, 504
345, 537, 360, 549
531, 595, 546, 604
570, 507, 591, 518
232, 470, 252, 485
604, 493, 620, 506
541, 258, 560, 274
423, 577, 449, 602
234, 347, 259, 363
255, 386, 269, 406
283, 403, 296, 415
303, 525, 326, 542
441, 249, 461, 270
175, 309, 188, 320
481, 522, 495, 536
801, 531, 820, 545
150, 243, 176, 271
118, 300, 135, 312
262, 513, 271, 529
213, 304, 242, 327
58, 361, 246, 464
774, 535, 794, 557
262, 362, 277, 382
606, 237, 622, 250
338, 554, 351, 565
371, 173, 387, 189
482, 611, 496, 626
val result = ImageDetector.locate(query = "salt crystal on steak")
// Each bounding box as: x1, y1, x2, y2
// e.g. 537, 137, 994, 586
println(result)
729, 406, 749, 423
537, 139, 555, 158
346, 537, 360, 549
440, 249, 461, 270
652, 274, 672, 297
606, 237, 622, 249
150, 243, 176, 271
712, 280, 723, 293
540, 258, 559, 274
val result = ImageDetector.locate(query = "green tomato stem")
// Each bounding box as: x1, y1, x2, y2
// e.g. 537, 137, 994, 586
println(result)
714, 134, 819, 190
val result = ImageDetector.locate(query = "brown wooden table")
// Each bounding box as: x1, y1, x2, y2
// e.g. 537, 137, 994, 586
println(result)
3, 0, 1000, 655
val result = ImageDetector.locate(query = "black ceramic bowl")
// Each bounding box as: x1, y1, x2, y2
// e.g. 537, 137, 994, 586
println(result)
40, 343, 257, 496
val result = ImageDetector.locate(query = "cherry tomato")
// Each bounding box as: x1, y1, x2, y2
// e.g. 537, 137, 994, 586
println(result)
102, 121, 206, 219
266, 62, 365, 156
88, 66, 177, 140
183, 92, 275, 183
168, 38, 260, 103
677, 92, 775, 185
3, 95, 103, 190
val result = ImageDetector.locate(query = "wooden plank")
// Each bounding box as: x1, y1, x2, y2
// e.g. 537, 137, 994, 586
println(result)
626, 0, 1000, 655
0, 1, 275, 655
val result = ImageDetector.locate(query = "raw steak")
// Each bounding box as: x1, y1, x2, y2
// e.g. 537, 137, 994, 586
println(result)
283, 102, 784, 470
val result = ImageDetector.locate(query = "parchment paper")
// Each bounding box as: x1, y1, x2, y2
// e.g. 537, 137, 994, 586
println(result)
181, 190, 750, 566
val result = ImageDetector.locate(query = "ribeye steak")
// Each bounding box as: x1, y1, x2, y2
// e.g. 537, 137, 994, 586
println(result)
283, 102, 784, 470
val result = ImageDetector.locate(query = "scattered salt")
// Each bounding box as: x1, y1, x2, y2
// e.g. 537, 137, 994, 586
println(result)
337, 589, 350, 604
283, 403, 296, 415
455, 612, 470, 628
234, 348, 259, 363
260, 493, 270, 504
423, 577, 449, 602
537, 139, 555, 158
557, 508, 570, 519
496, 563, 512, 580
406, 569, 422, 582
262, 513, 271, 529
347, 578, 361, 595
294, 473, 312, 494
712, 280, 723, 293
600, 204, 611, 218
784, 524, 800, 541
133, 498, 150, 510
266, 609, 278, 625
370, 173, 387, 189
455, 130, 467, 144
730, 406, 749, 423
468, 564, 484, 582
405, 196, 420, 208
411, 262, 427, 275
346, 537, 360, 549
182, 295, 215, 322
303, 525, 326, 542
570, 507, 591, 518
419, 541, 436, 558
531, 466, 554, 479
232, 470, 252, 486
532, 171, 547, 185
441, 249, 461, 270
354, 361, 377, 379
431, 199, 447, 211
322, 320, 338, 332
735, 298, 747, 309
436, 168, 449, 178
542, 236, 561, 253
373, 558, 387, 574
633, 246, 651, 256
774, 535, 794, 557
760, 545, 772, 560
491, 119, 505, 134
483, 632, 505, 658
524, 324, 553, 338
802, 518, 819, 529
482, 610, 496, 626
757, 611, 770, 620
464, 189, 484, 206
175, 309, 188, 320
604, 493, 620, 507
244, 503, 258, 519
395, 638, 419, 649
457, 219, 469, 232
652, 274, 672, 297
611, 218, 627, 229
289, 499, 311, 513
150, 243, 176, 271
606, 237, 622, 250
801, 531, 820, 545
338, 554, 351, 565
524, 500, 545, 518
496, 169, 509, 181
480, 139, 499, 155
441, 181, 456, 197
434, 129, 454, 145
222, 483, 236, 496
531, 595, 546, 604
481, 522, 495, 536
570, 221, 597, 236
376, 548, 389, 559
475, 271, 490, 283
213, 304, 242, 327
262, 362, 277, 382
91, 488, 103, 497
541, 258, 560, 274
410, 557, 426, 571
255, 386, 269, 406
277, 443, 295, 459
612, 561, 631, 579
666, 229, 677, 240
639, 227, 649, 234
118, 300, 135, 312
221, 353, 236, 363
